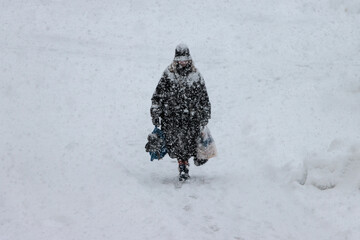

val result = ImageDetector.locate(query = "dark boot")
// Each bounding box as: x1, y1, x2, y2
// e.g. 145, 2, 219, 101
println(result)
194, 157, 208, 166
178, 160, 190, 181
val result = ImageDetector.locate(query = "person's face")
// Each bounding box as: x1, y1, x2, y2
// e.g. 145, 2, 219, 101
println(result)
178, 60, 190, 67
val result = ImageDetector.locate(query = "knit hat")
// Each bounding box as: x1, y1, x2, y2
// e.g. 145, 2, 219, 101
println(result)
174, 43, 192, 61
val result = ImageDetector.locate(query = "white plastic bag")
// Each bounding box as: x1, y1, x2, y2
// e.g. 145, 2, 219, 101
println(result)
197, 126, 217, 159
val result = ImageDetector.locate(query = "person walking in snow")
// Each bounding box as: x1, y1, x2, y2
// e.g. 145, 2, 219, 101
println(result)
150, 44, 211, 181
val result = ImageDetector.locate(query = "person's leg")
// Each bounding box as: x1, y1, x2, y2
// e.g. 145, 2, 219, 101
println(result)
178, 159, 190, 180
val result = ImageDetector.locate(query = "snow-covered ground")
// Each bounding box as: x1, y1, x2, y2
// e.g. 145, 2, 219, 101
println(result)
1, 0, 360, 239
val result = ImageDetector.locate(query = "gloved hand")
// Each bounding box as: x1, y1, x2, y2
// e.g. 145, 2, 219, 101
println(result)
152, 118, 160, 127
200, 119, 208, 127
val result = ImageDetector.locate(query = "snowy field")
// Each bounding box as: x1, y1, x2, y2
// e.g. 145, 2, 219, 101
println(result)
1, 0, 360, 239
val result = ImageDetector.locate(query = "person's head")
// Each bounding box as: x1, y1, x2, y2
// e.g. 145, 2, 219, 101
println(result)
173, 43, 193, 75
174, 43, 192, 62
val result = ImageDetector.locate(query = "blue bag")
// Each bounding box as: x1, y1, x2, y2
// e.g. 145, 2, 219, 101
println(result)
145, 127, 167, 161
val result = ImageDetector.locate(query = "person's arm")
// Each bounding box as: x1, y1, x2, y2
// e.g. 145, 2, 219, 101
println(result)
198, 74, 211, 126
150, 72, 168, 127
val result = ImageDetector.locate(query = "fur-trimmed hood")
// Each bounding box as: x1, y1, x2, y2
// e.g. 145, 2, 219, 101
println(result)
168, 61, 197, 74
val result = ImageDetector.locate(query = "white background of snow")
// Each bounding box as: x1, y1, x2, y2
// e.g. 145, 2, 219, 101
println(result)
1, 0, 360, 239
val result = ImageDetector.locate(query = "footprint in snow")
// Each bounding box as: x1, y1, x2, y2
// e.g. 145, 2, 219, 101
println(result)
42, 215, 73, 228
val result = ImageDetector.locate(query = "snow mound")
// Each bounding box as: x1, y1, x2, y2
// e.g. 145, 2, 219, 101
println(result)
303, 143, 360, 190
277, 141, 360, 191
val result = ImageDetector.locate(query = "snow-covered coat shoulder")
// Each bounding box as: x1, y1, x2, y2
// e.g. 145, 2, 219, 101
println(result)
164, 62, 204, 84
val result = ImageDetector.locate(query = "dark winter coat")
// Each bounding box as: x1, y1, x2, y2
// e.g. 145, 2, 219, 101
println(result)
151, 62, 211, 161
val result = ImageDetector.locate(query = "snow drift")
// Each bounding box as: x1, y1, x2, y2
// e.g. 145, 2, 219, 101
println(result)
1, 0, 360, 239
